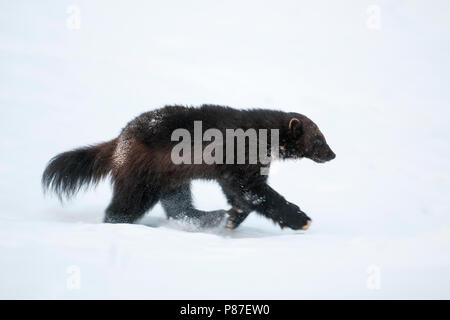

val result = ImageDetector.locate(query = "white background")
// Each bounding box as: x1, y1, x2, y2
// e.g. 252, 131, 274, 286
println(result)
1, 0, 449, 298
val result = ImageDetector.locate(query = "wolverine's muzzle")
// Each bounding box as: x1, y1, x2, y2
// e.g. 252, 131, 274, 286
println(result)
312, 146, 336, 163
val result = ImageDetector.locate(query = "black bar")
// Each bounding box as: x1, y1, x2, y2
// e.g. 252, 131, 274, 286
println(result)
0, 300, 448, 318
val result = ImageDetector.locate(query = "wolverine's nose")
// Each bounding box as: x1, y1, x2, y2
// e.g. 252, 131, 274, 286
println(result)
329, 151, 336, 160
325, 150, 336, 161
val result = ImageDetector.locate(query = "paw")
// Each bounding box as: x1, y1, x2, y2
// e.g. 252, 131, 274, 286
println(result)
301, 219, 312, 230
225, 208, 247, 230
225, 218, 236, 230
279, 208, 312, 231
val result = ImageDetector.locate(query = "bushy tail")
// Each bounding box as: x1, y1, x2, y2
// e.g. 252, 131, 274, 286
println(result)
42, 139, 117, 199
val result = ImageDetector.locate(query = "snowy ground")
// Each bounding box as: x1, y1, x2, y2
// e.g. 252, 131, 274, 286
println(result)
1, 1, 450, 299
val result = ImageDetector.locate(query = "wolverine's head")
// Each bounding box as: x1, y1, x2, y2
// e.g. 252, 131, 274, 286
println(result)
283, 114, 336, 163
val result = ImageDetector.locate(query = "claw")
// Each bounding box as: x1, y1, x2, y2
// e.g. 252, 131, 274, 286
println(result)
301, 219, 312, 230
226, 219, 235, 229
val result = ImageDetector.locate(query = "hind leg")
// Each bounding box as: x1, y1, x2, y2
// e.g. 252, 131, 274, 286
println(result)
160, 181, 226, 228
104, 178, 161, 224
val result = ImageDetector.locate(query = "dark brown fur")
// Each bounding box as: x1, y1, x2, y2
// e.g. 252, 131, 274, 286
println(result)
42, 104, 335, 230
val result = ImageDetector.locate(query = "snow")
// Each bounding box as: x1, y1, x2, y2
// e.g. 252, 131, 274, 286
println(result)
1, 0, 450, 299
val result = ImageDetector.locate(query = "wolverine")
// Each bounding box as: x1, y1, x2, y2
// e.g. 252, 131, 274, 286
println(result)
42, 104, 335, 230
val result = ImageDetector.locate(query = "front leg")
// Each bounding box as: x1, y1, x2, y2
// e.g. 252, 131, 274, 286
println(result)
219, 179, 254, 230
222, 179, 311, 230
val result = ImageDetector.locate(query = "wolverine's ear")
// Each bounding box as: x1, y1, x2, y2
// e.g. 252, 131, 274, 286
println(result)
289, 118, 302, 138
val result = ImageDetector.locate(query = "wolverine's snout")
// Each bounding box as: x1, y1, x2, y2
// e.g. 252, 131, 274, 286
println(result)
312, 145, 336, 163
325, 149, 336, 161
